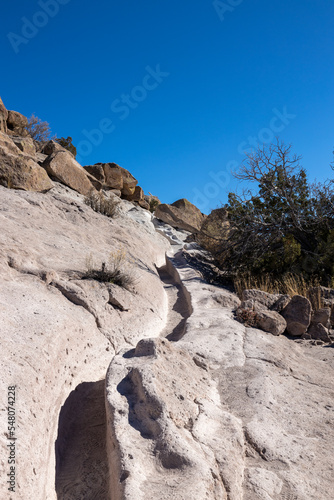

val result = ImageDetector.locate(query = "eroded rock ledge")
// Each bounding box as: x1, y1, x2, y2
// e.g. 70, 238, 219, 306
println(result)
105, 248, 334, 500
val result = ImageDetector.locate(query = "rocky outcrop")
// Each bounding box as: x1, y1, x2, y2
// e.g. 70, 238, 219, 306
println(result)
11, 136, 36, 156
0, 131, 53, 191
42, 151, 98, 195
0, 96, 8, 133
6, 109, 29, 136
155, 198, 206, 233
0, 183, 169, 499
85, 162, 138, 196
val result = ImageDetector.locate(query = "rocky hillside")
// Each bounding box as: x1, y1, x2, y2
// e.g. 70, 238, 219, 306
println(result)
0, 98, 334, 500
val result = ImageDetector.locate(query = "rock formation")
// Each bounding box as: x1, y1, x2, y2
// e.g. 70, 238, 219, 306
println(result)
1, 96, 334, 500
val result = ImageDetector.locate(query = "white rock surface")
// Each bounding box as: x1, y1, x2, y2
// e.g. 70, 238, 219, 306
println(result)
1, 183, 334, 500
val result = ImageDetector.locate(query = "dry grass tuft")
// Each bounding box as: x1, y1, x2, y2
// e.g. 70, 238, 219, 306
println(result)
234, 272, 324, 310
84, 190, 120, 218
83, 248, 136, 289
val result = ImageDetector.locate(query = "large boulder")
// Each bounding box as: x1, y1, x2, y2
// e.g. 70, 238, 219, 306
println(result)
304, 322, 331, 343
42, 139, 72, 157
242, 289, 281, 309
155, 198, 206, 234
118, 164, 138, 196
7, 110, 29, 137
83, 162, 138, 196
0, 97, 8, 133
84, 164, 106, 184
312, 307, 330, 328
281, 295, 312, 336
255, 309, 287, 336
197, 207, 229, 252
102, 163, 123, 190
0, 132, 53, 192
42, 151, 97, 196
124, 185, 144, 202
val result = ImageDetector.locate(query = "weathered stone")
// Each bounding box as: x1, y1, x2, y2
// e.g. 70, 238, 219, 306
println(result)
11, 136, 36, 156
42, 139, 72, 157
124, 185, 144, 202
0, 132, 53, 192
36, 152, 48, 165
42, 151, 96, 196
83, 164, 106, 183
138, 199, 150, 210
119, 165, 138, 195
281, 295, 312, 336
312, 308, 330, 328
255, 309, 287, 336
242, 289, 280, 309
331, 305, 334, 328
239, 299, 266, 312
271, 294, 291, 312
0, 97, 8, 133
305, 322, 331, 342
197, 207, 229, 252
101, 163, 123, 190
7, 110, 29, 136
155, 198, 206, 233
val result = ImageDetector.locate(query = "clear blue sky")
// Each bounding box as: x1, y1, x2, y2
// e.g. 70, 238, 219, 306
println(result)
1, 0, 333, 213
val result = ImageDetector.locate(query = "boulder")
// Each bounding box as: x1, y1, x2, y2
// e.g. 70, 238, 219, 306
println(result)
124, 185, 144, 202
255, 309, 287, 336
118, 165, 138, 196
197, 207, 229, 252
0, 97, 8, 133
0, 131, 53, 192
42, 139, 73, 157
281, 295, 312, 336
101, 163, 123, 190
7, 110, 29, 137
304, 322, 331, 343
242, 290, 281, 309
155, 198, 206, 233
83, 164, 106, 184
138, 199, 150, 210
331, 305, 334, 328
271, 294, 291, 312
42, 151, 96, 196
312, 308, 330, 328
11, 136, 36, 156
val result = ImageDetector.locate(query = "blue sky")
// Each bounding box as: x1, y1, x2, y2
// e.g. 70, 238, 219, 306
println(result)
1, 0, 333, 213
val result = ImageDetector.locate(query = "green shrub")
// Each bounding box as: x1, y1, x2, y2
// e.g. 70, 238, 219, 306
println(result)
56, 136, 77, 158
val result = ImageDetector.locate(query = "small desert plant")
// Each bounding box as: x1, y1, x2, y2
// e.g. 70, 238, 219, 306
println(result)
149, 198, 159, 213
236, 307, 258, 327
84, 190, 120, 218
83, 249, 136, 289
26, 114, 54, 141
